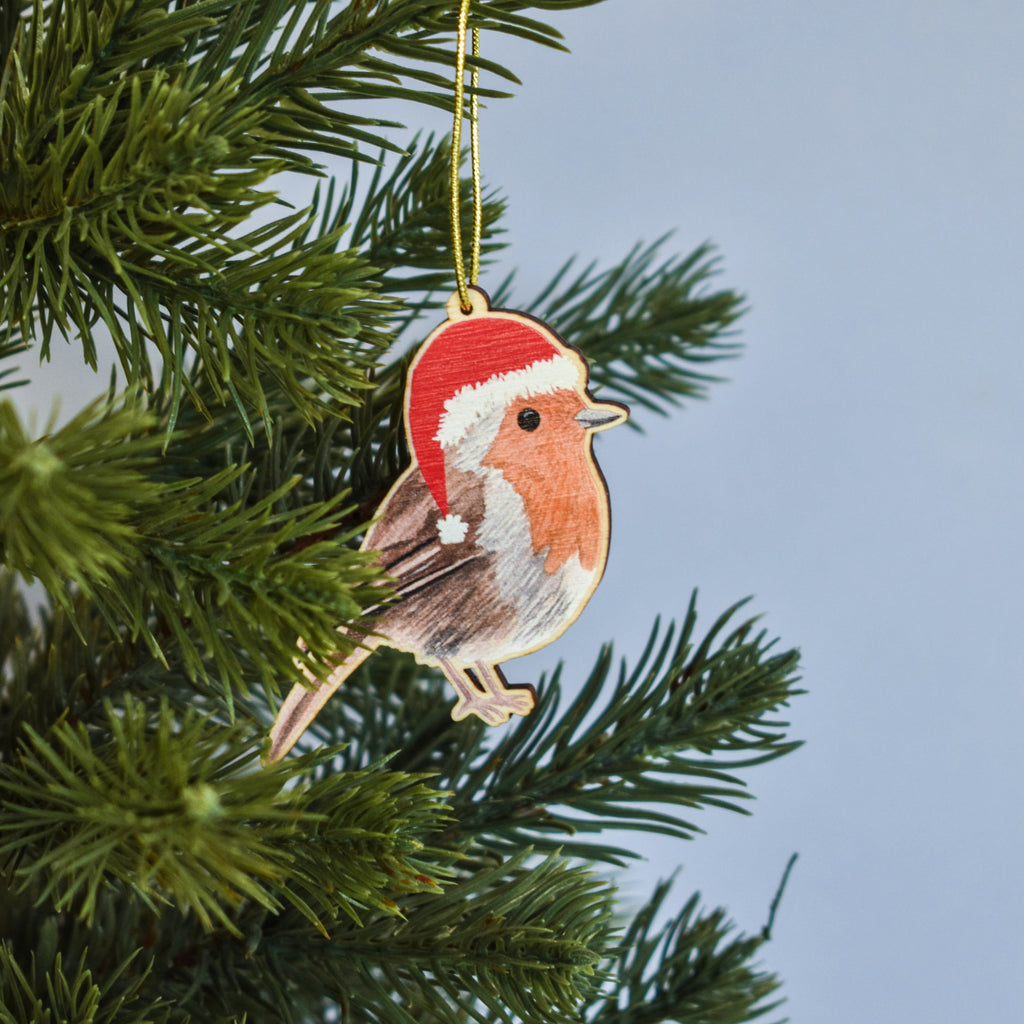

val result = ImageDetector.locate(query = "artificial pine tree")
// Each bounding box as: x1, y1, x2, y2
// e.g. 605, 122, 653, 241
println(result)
0, 2, 803, 1022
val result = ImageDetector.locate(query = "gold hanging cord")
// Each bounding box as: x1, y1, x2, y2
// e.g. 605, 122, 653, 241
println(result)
450, 0, 482, 313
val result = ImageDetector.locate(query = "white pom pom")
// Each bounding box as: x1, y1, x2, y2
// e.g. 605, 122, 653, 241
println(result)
437, 513, 468, 545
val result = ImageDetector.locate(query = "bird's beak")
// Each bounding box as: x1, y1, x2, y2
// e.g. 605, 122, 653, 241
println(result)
576, 401, 628, 432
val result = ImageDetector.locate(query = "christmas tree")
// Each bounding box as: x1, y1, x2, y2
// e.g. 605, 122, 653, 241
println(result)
0, 2, 803, 1022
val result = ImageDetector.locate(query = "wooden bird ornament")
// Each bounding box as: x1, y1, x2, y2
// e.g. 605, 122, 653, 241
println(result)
267, 287, 627, 761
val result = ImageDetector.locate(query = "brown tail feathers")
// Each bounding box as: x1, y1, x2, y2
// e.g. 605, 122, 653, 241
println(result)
266, 640, 379, 763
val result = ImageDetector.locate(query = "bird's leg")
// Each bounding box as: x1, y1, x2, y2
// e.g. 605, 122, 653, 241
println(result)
437, 658, 499, 724
472, 662, 536, 720
438, 659, 535, 725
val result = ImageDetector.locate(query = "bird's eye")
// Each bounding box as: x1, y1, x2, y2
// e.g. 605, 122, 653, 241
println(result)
517, 408, 541, 432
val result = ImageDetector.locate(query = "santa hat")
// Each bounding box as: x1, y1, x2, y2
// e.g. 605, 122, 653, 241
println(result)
406, 288, 582, 544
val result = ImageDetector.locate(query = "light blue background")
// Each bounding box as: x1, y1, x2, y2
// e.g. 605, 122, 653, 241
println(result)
498, 3, 1023, 1020
13, 3, 1024, 1020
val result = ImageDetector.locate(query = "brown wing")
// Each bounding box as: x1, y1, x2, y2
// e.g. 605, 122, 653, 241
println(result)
362, 463, 513, 660
364, 462, 483, 588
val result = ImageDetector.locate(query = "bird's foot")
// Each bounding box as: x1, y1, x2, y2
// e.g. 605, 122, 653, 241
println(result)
450, 685, 535, 725
439, 659, 537, 726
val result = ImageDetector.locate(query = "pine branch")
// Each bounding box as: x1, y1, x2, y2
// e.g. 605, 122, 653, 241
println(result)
0, 696, 452, 939
0, 1, 597, 423
0, 879, 260, 1023
274, 596, 801, 870
440, 595, 800, 863
508, 239, 745, 422
0, 566, 276, 765
0, 863, 789, 1024
587, 880, 784, 1024
323, 134, 507, 296
246, 851, 616, 1024
0, 575, 139, 765
0, 844, 615, 1024
0, 393, 390, 697
0, 393, 164, 607
0, 942, 168, 1024
109, 463, 385, 697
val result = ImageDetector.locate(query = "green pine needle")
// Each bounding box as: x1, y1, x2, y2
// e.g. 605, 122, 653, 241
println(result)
0, 394, 389, 693
516, 237, 746, 422
0, 327, 28, 392
589, 879, 784, 1024
251, 850, 616, 1024
0, 393, 161, 613
0, 943, 167, 1024
0, 0, 597, 425
447, 594, 800, 863
279, 595, 802, 868
0, 696, 453, 938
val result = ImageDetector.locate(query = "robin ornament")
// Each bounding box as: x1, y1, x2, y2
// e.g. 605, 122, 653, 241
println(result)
267, 287, 627, 761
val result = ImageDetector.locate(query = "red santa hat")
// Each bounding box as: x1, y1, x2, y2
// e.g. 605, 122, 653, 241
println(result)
406, 288, 582, 544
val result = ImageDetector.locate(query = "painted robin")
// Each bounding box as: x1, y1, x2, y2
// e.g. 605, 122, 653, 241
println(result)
267, 287, 627, 761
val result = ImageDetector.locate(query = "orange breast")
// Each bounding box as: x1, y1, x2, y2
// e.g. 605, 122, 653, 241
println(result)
483, 391, 610, 574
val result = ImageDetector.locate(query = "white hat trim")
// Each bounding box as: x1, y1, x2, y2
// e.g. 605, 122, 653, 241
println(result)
434, 354, 580, 448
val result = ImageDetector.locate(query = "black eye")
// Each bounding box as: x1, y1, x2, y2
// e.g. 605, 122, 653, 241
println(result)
517, 408, 541, 432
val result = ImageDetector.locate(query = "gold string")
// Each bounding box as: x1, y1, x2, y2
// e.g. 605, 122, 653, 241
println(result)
451, 2, 482, 313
